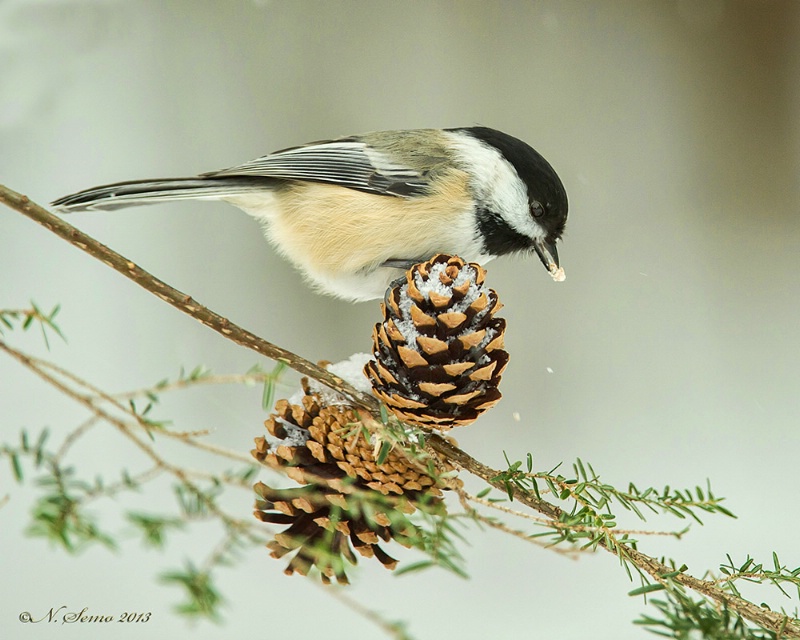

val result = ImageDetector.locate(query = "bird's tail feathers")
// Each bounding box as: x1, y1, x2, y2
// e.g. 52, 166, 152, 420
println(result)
51, 176, 274, 213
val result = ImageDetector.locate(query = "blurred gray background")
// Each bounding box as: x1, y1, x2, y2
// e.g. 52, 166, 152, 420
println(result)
1, 1, 799, 638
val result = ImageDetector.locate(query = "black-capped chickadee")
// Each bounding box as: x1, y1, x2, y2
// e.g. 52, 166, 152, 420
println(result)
52, 127, 568, 301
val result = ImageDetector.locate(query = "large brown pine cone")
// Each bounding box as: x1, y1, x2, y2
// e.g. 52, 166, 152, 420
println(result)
365, 254, 509, 429
251, 384, 452, 584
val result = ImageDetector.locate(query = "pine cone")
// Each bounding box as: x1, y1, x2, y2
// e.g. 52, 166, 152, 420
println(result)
365, 254, 509, 429
252, 383, 452, 584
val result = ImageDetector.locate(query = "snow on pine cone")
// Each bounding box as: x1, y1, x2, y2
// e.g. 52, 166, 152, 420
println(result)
251, 382, 452, 584
365, 254, 509, 429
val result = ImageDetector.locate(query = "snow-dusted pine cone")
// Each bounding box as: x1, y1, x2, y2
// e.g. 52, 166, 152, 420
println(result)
251, 382, 452, 584
365, 254, 509, 429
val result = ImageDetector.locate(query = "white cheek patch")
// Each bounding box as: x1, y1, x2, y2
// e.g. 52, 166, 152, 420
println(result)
442, 131, 544, 241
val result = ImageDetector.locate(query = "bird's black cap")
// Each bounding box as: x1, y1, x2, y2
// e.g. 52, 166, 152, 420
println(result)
447, 127, 568, 280
459, 126, 568, 244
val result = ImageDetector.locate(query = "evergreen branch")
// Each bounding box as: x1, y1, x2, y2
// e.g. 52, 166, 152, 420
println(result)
25, 460, 117, 552
1, 338, 266, 470
536, 465, 736, 523
0, 339, 260, 537
424, 435, 800, 638
0, 302, 66, 348
460, 489, 687, 539
160, 561, 224, 622
636, 589, 798, 639
126, 512, 186, 550
715, 554, 800, 600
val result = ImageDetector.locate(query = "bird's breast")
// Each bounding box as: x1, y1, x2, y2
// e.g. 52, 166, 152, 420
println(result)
229, 176, 488, 300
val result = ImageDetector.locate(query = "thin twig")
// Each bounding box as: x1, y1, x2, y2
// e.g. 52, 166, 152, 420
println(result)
460, 490, 684, 538
200, 528, 270, 574
0, 307, 34, 318
107, 372, 288, 401
456, 490, 580, 556
54, 416, 100, 461
82, 465, 165, 503
8, 340, 263, 467
33, 350, 144, 416
176, 432, 265, 467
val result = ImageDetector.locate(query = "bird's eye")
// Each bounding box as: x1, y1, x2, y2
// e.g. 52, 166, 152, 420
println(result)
531, 201, 545, 218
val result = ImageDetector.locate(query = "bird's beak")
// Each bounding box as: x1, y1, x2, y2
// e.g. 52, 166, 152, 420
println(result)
534, 238, 566, 282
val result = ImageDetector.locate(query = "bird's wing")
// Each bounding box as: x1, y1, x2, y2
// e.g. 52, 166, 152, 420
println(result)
204, 138, 435, 197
